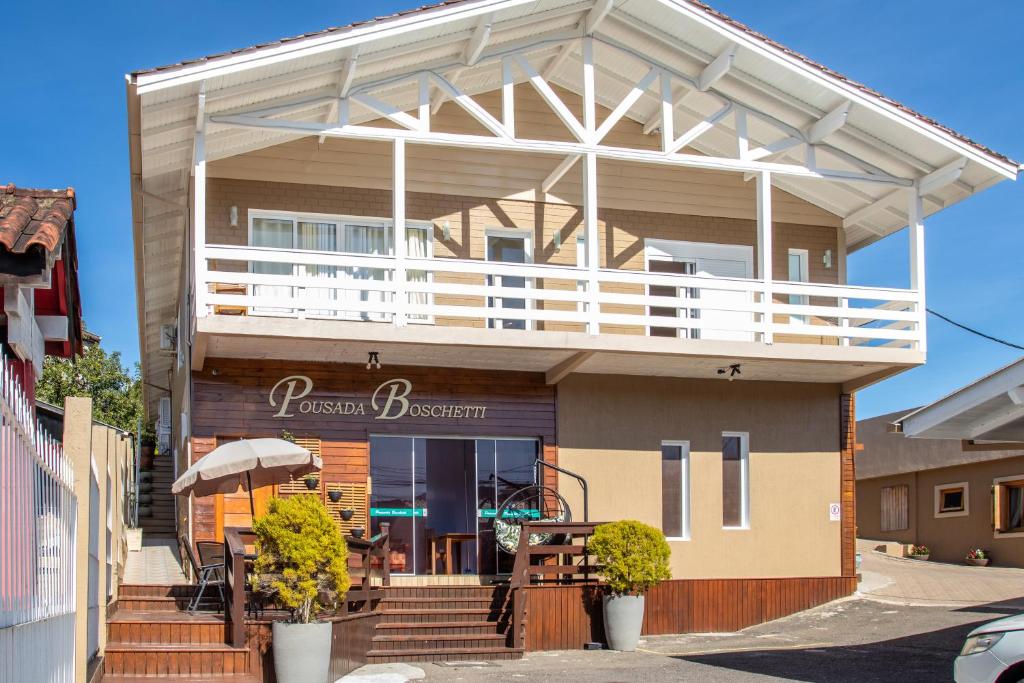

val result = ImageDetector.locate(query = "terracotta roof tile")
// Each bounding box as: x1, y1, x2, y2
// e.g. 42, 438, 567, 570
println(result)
128, 0, 1018, 170
0, 183, 76, 256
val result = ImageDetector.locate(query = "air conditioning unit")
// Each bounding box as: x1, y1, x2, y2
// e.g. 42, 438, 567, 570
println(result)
159, 324, 177, 353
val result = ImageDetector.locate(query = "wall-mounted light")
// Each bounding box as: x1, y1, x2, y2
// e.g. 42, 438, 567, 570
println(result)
553, 229, 562, 252
229, 205, 239, 228
823, 248, 833, 270
366, 351, 382, 370
716, 363, 741, 381
437, 220, 451, 241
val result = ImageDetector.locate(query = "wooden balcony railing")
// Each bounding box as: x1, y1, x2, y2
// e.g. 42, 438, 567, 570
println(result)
223, 527, 256, 648
200, 244, 923, 350
345, 522, 390, 613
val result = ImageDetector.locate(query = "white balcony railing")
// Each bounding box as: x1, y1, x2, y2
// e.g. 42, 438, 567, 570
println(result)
201, 244, 923, 350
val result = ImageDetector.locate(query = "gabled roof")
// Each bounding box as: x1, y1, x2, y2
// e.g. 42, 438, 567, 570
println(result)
126, 0, 1020, 412
899, 357, 1024, 442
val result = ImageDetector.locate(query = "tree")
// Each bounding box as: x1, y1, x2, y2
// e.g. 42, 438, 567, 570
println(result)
37, 339, 143, 434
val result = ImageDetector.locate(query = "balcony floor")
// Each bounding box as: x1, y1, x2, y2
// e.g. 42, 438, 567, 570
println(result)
194, 314, 923, 391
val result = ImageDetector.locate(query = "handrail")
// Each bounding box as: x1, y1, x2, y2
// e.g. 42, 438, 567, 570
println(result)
535, 459, 588, 522
508, 521, 604, 650
223, 527, 256, 648
345, 522, 390, 613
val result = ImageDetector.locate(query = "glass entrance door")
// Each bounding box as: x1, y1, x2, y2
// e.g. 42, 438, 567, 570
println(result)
369, 436, 539, 575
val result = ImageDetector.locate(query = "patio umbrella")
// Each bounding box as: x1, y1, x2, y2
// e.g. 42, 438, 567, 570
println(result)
171, 438, 322, 516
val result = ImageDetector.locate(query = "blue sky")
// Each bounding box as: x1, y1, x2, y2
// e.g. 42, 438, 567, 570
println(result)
2, 1, 1021, 418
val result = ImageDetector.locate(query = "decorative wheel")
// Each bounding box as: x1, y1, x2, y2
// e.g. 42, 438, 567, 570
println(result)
494, 485, 571, 554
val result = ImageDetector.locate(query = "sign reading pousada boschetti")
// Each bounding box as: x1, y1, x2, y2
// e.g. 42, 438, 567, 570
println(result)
269, 376, 488, 421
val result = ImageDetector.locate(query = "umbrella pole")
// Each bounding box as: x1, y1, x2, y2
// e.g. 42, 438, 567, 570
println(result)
246, 471, 256, 519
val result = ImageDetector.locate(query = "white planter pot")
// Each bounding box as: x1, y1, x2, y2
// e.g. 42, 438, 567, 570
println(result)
272, 621, 332, 683
603, 594, 645, 652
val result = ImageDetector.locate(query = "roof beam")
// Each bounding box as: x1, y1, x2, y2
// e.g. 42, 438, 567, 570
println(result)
965, 396, 1024, 440
594, 67, 658, 143
806, 100, 851, 143
546, 351, 594, 384
584, 0, 614, 35
463, 14, 493, 66
842, 188, 906, 230
698, 43, 738, 91
918, 157, 968, 195
542, 154, 582, 193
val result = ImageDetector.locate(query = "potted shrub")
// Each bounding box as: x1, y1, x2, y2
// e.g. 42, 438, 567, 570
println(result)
252, 495, 350, 683
908, 544, 930, 560
588, 520, 671, 651
966, 549, 990, 567
139, 434, 156, 471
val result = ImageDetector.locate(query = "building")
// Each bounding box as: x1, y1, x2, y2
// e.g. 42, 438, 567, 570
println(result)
124, 0, 1019, 669
857, 359, 1024, 566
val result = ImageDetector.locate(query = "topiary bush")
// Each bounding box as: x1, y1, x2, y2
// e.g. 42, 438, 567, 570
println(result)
252, 494, 350, 623
589, 520, 671, 595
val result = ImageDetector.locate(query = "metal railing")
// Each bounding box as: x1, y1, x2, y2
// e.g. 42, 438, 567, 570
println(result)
0, 353, 77, 683
201, 244, 924, 350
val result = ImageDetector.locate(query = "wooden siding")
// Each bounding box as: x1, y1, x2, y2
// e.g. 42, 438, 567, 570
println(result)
524, 577, 857, 651
840, 393, 857, 577
190, 359, 557, 542
209, 83, 840, 228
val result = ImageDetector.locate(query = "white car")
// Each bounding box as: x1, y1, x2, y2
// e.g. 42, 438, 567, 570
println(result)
956, 613, 1024, 683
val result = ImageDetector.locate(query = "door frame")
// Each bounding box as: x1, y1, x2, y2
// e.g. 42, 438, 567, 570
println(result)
484, 227, 534, 331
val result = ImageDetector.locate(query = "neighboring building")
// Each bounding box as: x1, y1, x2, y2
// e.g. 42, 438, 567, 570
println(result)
0, 183, 84, 398
125, 0, 1018, 665
857, 359, 1024, 566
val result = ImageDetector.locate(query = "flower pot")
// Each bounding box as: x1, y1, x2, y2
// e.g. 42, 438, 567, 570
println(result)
138, 471, 153, 484
304, 478, 319, 490
350, 527, 365, 539
140, 455, 154, 470
967, 558, 990, 567
328, 490, 342, 503
138, 481, 153, 494
272, 621, 331, 683
603, 594, 645, 652
340, 509, 354, 522
909, 554, 929, 561
138, 505, 152, 518
138, 493, 153, 505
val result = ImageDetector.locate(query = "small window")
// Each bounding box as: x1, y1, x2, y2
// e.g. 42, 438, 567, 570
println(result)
994, 478, 1024, 533
934, 482, 968, 517
661, 442, 690, 540
722, 432, 749, 529
881, 484, 909, 531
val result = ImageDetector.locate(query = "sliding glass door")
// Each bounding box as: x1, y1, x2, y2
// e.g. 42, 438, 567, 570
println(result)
369, 436, 539, 575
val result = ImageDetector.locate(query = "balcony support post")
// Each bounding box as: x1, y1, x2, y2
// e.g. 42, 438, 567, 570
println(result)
393, 138, 408, 327
756, 170, 773, 344
193, 82, 208, 319
583, 152, 600, 334
908, 188, 926, 352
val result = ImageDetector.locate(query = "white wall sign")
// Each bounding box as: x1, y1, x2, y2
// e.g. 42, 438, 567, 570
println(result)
829, 502, 842, 522
268, 375, 488, 421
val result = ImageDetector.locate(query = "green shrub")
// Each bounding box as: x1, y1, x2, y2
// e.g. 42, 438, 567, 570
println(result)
589, 520, 671, 595
252, 494, 350, 623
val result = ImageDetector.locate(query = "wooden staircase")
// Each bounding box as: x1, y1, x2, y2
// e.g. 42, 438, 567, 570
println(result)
139, 453, 176, 537
103, 585, 257, 681
368, 584, 522, 663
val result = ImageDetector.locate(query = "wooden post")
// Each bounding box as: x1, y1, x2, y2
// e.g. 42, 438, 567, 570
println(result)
193, 84, 208, 319
756, 171, 773, 344
380, 522, 391, 587
393, 138, 408, 327
908, 189, 927, 352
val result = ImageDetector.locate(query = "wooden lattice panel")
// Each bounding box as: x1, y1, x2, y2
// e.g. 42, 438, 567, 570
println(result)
276, 438, 323, 497
325, 483, 368, 537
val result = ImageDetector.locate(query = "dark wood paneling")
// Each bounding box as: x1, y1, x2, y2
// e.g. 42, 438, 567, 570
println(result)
329, 613, 382, 679
840, 394, 857, 577
524, 577, 857, 652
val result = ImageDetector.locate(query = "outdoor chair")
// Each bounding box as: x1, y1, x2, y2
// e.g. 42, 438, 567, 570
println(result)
182, 540, 225, 612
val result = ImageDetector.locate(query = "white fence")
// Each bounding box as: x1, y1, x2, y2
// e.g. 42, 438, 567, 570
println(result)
203, 244, 923, 349
0, 354, 77, 683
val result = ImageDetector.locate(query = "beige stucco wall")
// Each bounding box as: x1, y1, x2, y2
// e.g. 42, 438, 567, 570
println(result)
557, 375, 843, 579
857, 455, 1024, 566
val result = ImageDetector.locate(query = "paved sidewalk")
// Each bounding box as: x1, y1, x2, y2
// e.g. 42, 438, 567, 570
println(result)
123, 537, 187, 584
857, 538, 1024, 607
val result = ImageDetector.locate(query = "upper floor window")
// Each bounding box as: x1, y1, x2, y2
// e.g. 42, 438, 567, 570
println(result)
247, 210, 432, 321
934, 482, 968, 518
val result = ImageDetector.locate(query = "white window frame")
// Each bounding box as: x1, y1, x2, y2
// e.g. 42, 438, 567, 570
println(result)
661, 440, 691, 541
933, 481, 969, 518
787, 248, 810, 324
722, 431, 750, 530
484, 227, 534, 331
246, 208, 434, 322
